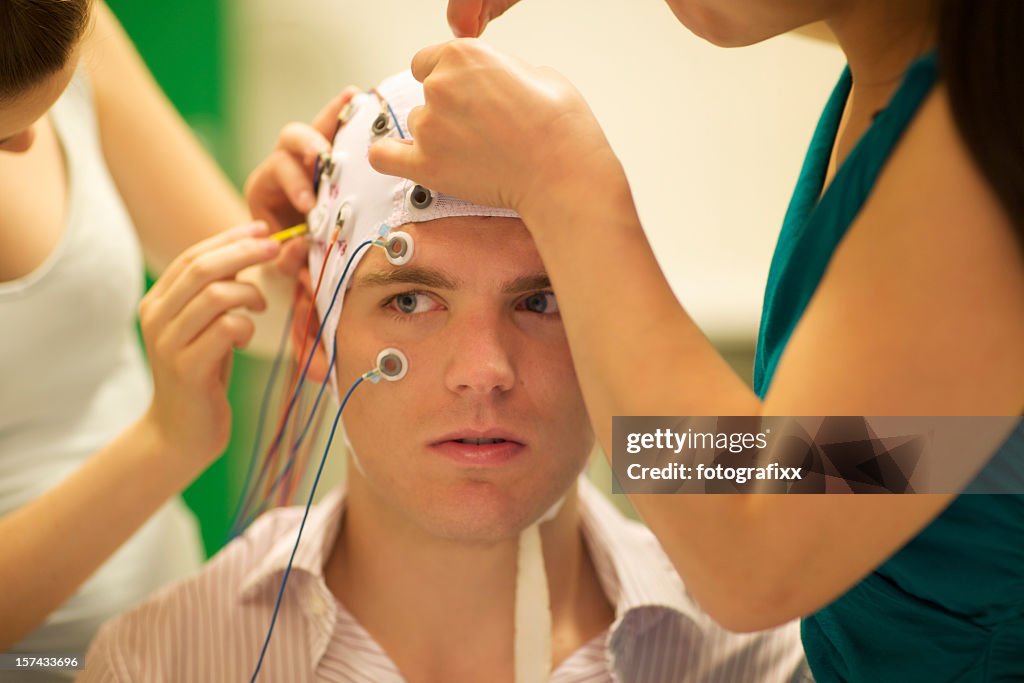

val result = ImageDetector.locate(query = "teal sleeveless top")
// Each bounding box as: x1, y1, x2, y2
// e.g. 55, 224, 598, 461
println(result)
753, 52, 1024, 681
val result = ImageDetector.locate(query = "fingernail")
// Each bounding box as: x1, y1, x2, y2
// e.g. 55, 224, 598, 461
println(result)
298, 191, 315, 211
250, 221, 269, 236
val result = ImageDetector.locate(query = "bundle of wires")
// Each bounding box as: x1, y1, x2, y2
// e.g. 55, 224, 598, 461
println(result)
229, 70, 528, 681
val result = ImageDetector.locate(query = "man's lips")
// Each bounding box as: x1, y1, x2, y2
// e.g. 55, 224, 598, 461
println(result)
429, 429, 527, 466
430, 428, 526, 447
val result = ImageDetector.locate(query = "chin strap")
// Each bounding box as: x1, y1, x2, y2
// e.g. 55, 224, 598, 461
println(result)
514, 498, 564, 683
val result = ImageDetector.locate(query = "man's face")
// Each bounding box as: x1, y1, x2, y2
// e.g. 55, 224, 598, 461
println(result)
333, 216, 593, 543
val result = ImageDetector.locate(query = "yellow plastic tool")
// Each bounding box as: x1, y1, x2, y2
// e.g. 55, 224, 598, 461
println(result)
269, 223, 309, 242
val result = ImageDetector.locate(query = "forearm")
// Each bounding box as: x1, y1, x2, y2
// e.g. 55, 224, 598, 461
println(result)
520, 161, 827, 628
0, 418, 199, 649
521, 157, 762, 452
85, 3, 247, 273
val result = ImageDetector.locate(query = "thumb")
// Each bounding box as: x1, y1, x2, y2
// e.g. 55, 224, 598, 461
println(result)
276, 237, 309, 278
447, 0, 522, 37
368, 137, 420, 181
447, 0, 484, 37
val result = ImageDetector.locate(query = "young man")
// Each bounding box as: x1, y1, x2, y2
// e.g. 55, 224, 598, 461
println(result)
80, 74, 807, 683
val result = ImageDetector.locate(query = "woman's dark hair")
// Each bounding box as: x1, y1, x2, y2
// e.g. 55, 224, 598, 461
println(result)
939, 0, 1024, 237
0, 0, 91, 102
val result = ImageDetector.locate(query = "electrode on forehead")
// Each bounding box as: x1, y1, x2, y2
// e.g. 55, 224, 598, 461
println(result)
376, 348, 408, 381
408, 184, 433, 210
383, 230, 414, 266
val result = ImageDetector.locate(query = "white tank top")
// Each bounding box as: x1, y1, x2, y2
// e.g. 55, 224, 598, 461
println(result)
0, 69, 203, 676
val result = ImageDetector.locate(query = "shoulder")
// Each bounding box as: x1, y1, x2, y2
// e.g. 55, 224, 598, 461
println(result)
80, 505, 308, 679
78, 2, 143, 112
769, 81, 1023, 415
889, 82, 1013, 229
872, 81, 1021, 274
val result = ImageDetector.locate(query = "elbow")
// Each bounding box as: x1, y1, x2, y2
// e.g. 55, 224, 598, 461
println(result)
687, 566, 806, 633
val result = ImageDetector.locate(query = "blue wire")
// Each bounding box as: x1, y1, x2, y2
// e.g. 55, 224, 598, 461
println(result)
249, 373, 365, 682
233, 240, 374, 535
384, 99, 406, 140
242, 353, 336, 529
228, 304, 294, 539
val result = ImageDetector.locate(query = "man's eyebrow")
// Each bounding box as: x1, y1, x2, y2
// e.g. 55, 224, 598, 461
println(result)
353, 267, 551, 294
502, 274, 552, 294
354, 266, 462, 290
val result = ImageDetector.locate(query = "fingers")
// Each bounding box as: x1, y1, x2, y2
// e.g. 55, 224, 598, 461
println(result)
270, 145, 319, 215
446, 0, 522, 37
159, 280, 266, 351
411, 42, 451, 83
311, 86, 362, 139
447, 0, 484, 37
149, 223, 268, 298
178, 312, 255, 387
405, 105, 424, 138
274, 237, 310, 278
246, 86, 362, 229
143, 231, 279, 331
368, 136, 419, 182
278, 122, 330, 168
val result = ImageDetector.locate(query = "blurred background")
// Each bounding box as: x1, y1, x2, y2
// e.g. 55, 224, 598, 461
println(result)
105, 0, 845, 556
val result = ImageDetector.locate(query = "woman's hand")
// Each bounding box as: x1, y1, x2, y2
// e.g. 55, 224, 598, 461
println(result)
244, 87, 361, 233
446, 0, 524, 37
138, 223, 281, 468
368, 39, 621, 221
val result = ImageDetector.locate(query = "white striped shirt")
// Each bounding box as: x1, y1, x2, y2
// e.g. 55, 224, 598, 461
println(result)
80, 478, 810, 682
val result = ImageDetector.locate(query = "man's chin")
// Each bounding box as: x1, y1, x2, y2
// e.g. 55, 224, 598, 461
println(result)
411, 483, 561, 545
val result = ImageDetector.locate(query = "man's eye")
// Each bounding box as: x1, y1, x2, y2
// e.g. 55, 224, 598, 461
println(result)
388, 291, 434, 314
518, 291, 559, 314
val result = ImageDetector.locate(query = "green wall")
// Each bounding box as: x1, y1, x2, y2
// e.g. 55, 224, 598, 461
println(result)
108, 0, 250, 557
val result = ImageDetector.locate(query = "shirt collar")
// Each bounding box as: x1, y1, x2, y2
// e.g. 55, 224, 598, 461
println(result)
237, 476, 706, 634
239, 486, 346, 603
576, 476, 711, 638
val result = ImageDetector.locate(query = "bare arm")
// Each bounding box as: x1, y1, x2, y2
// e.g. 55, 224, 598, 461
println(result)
522, 88, 1023, 631
80, 2, 247, 274
0, 226, 280, 650
369, 42, 1024, 631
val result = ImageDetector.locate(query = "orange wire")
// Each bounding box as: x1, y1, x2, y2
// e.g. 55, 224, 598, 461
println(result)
256, 230, 341, 509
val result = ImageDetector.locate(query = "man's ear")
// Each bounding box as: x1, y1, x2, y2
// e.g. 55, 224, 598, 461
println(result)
290, 268, 332, 384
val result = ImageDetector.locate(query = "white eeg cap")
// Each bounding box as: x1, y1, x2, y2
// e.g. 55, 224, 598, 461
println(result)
306, 70, 518, 394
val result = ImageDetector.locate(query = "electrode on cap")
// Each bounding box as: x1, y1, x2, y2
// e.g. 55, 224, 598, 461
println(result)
313, 152, 329, 194
338, 100, 356, 126
376, 348, 408, 382
335, 202, 353, 231
321, 156, 337, 182
371, 112, 391, 136
383, 230, 414, 266
408, 184, 433, 210
308, 205, 329, 235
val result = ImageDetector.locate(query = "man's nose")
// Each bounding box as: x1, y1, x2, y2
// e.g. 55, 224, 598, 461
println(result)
443, 311, 516, 396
